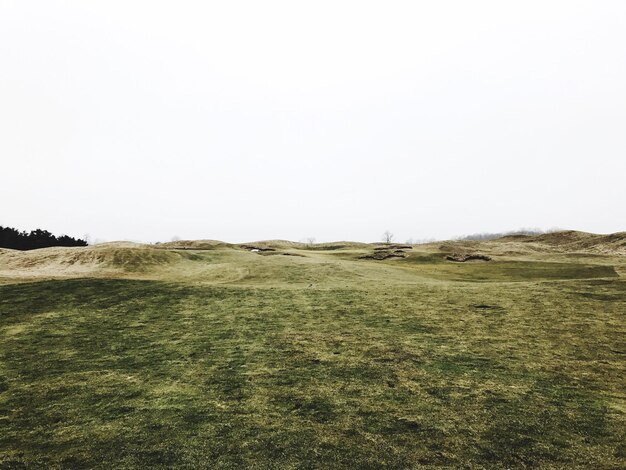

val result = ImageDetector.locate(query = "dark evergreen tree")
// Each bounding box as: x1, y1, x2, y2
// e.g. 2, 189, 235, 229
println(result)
0, 226, 88, 250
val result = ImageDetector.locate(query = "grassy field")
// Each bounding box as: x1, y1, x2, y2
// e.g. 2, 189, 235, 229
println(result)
1, 235, 625, 468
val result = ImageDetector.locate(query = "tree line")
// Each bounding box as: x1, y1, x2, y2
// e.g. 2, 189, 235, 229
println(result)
0, 226, 88, 250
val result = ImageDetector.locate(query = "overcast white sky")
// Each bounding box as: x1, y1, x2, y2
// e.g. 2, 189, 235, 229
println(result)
1, 1, 625, 243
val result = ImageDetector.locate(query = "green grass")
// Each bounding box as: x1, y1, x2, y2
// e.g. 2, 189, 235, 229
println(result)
396, 255, 619, 282
0, 246, 625, 468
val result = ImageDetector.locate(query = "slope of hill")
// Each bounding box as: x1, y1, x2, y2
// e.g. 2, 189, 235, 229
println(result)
0, 231, 623, 285
435, 230, 626, 257
0, 231, 624, 468
0, 243, 189, 281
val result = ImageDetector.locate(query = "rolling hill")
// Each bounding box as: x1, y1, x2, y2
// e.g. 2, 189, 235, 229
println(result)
0, 230, 624, 468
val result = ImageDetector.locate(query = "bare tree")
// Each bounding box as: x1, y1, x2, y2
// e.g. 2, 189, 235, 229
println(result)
382, 231, 394, 243
306, 237, 316, 246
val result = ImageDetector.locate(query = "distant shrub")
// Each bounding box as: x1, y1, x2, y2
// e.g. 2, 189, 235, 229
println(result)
455, 228, 557, 241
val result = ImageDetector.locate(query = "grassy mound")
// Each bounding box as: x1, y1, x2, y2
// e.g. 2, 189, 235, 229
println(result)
0, 245, 188, 279
497, 230, 626, 255
155, 240, 233, 250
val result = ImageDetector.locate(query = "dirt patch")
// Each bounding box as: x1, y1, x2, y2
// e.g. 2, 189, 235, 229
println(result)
471, 304, 505, 314
361, 249, 409, 260
374, 245, 413, 251
241, 245, 276, 253
471, 304, 500, 310
446, 253, 491, 262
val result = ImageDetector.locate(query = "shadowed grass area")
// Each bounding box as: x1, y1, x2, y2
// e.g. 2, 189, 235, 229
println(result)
396, 254, 619, 282
1, 274, 625, 468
